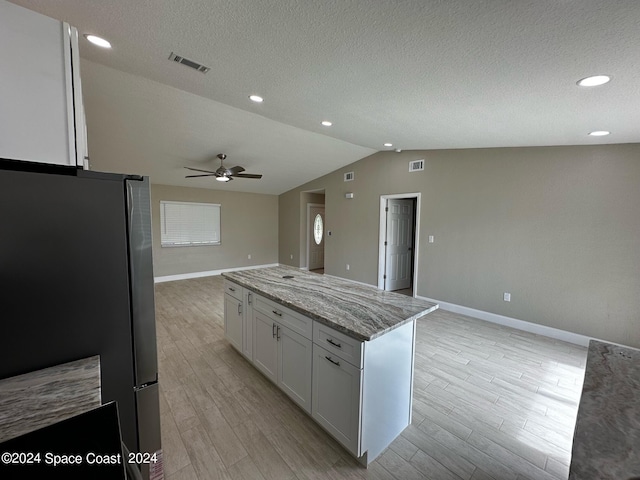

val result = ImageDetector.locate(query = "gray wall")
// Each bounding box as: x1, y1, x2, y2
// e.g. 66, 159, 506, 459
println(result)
152, 184, 278, 277
279, 144, 640, 347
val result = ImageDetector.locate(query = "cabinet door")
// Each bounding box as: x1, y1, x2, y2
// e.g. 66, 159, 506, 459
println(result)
224, 293, 243, 352
0, 3, 78, 166
312, 345, 362, 456
242, 290, 254, 361
277, 326, 312, 414
252, 310, 277, 383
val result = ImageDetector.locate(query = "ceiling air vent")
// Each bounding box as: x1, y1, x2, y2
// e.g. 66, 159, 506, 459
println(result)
168, 52, 210, 73
344, 172, 355, 182
409, 159, 425, 172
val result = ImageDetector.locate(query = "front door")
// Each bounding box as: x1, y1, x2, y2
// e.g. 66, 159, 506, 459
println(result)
384, 199, 414, 291
308, 205, 325, 271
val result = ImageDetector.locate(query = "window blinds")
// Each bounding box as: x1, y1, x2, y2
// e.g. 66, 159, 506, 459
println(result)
160, 201, 221, 247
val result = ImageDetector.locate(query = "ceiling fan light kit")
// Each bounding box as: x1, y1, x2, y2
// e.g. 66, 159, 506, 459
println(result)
184, 153, 263, 183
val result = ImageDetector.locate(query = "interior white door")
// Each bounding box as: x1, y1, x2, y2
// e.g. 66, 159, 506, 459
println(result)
384, 199, 414, 291
308, 205, 325, 271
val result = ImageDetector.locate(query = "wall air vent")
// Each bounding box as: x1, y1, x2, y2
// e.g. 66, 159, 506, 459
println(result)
409, 159, 425, 172
168, 52, 210, 73
344, 172, 355, 182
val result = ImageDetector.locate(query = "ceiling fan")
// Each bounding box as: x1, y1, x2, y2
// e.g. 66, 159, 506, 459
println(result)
184, 153, 263, 182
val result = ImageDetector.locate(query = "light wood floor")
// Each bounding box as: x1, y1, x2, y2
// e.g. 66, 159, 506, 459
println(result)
155, 276, 587, 480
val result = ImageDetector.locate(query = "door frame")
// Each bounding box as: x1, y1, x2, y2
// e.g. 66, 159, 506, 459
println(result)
377, 193, 421, 294
306, 203, 325, 270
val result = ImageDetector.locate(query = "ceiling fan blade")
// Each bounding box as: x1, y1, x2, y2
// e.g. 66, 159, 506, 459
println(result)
185, 166, 217, 174
185, 174, 217, 178
228, 165, 245, 175
233, 173, 263, 179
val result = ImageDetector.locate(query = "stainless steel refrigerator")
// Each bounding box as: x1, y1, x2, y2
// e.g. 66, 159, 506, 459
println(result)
0, 159, 161, 478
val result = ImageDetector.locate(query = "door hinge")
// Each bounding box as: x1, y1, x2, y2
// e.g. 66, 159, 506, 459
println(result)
385, 207, 389, 212
383, 274, 387, 279
384, 241, 387, 246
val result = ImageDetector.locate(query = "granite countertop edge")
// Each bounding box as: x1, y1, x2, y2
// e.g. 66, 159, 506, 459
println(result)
569, 339, 640, 479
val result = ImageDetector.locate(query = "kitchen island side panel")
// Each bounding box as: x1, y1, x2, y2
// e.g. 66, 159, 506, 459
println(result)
361, 320, 416, 462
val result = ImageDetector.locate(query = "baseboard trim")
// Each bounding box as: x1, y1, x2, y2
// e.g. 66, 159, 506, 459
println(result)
416, 295, 593, 347
154, 263, 279, 283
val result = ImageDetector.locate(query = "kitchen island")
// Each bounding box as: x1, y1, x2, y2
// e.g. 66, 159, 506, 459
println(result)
221, 265, 438, 464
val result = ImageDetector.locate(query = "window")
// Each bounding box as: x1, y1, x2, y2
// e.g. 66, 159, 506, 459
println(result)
160, 201, 221, 247
313, 214, 323, 245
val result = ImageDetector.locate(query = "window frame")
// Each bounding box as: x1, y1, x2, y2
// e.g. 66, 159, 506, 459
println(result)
159, 200, 221, 247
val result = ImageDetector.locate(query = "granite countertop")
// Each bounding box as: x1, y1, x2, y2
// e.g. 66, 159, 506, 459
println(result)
569, 340, 640, 479
0, 356, 101, 444
222, 265, 438, 341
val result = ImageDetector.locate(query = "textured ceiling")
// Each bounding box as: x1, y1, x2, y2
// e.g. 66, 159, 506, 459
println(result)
9, 0, 640, 194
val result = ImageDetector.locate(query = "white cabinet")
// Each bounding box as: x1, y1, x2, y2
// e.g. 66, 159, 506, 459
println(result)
222, 278, 417, 465
312, 320, 416, 463
277, 325, 312, 413
312, 344, 362, 455
224, 280, 255, 362
0, 1, 87, 168
242, 290, 254, 360
252, 297, 313, 413
224, 280, 244, 353
252, 309, 278, 383
223, 293, 243, 352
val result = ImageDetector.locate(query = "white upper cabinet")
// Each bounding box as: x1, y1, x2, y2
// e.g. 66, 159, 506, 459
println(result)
0, 1, 87, 168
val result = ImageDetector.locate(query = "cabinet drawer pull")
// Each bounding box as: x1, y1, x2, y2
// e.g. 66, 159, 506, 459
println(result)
272, 310, 282, 317
326, 338, 342, 348
248, 292, 252, 305
229, 287, 235, 292
325, 356, 340, 367
272, 323, 277, 338
238, 303, 242, 315
277, 325, 281, 340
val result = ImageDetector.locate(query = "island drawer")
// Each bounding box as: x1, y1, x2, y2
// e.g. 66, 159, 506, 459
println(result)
313, 322, 363, 369
224, 280, 243, 301
253, 294, 313, 340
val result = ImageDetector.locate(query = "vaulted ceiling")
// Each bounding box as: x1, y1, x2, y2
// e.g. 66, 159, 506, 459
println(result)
10, 1, 640, 194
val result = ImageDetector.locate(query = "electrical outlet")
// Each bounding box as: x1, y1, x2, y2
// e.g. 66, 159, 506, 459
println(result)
429, 235, 434, 243
290, 254, 293, 260
247, 254, 251, 260
503, 292, 511, 302
346, 264, 350, 271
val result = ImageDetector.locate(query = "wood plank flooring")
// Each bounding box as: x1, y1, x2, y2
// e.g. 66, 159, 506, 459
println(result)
155, 276, 587, 480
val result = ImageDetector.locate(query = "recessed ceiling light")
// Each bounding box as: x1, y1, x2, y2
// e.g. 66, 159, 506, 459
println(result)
321, 121, 332, 127
577, 75, 611, 87
249, 95, 264, 103
383, 143, 393, 147
588, 130, 611, 136
84, 34, 111, 49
